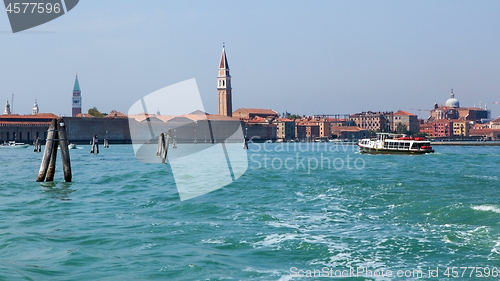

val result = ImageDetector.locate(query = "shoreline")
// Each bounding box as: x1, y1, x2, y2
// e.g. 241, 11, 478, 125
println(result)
430, 141, 500, 146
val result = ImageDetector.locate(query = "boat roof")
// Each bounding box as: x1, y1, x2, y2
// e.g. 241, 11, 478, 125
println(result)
376, 132, 401, 136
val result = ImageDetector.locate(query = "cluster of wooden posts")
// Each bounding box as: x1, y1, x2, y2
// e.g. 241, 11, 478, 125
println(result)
90, 135, 99, 154
33, 137, 41, 152
35, 118, 116, 182
156, 130, 172, 164
36, 119, 72, 182
90, 136, 110, 154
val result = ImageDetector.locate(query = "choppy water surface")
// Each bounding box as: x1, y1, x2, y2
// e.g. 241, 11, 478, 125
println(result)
0, 144, 499, 280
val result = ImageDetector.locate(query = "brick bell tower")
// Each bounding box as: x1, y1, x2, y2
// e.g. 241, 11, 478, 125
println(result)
72, 74, 82, 117
217, 44, 232, 117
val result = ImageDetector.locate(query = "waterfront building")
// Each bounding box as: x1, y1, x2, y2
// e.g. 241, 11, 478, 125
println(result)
233, 108, 279, 120
419, 123, 433, 136
330, 126, 368, 140
218, 46, 232, 117
72, 74, 82, 117
318, 120, 331, 139
350, 111, 392, 132
0, 113, 58, 142
452, 120, 470, 137
428, 120, 453, 137
295, 119, 320, 141
275, 118, 295, 141
469, 128, 500, 140
392, 110, 419, 133
429, 90, 490, 123
243, 116, 277, 141
490, 117, 500, 129
325, 117, 352, 127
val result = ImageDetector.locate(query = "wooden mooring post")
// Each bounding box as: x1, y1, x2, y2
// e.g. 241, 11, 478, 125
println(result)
36, 118, 72, 182
90, 135, 99, 154
58, 120, 72, 182
45, 127, 59, 182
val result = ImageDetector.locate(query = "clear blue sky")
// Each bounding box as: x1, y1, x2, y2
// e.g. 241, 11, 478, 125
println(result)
1, 1, 499, 119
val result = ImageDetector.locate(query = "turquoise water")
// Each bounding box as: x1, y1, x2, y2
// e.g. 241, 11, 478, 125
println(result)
1, 144, 499, 280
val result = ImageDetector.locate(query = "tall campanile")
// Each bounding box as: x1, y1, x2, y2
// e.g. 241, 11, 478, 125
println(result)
217, 45, 232, 117
72, 74, 82, 117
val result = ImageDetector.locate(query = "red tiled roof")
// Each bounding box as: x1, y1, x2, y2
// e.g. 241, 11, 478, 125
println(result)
206, 115, 240, 121
490, 117, 500, 123
75, 113, 94, 118
469, 128, 494, 135
106, 110, 127, 118
325, 117, 348, 122
275, 118, 293, 122
393, 110, 415, 116
0, 113, 58, 119
331, 126, 365, 132
233, 108, 279, 115
246, 116, 267, 123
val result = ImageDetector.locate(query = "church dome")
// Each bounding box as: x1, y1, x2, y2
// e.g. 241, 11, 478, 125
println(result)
445, 90, 460, 108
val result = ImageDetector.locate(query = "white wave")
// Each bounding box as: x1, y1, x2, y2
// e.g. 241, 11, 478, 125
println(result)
471, 205, 500, 213
201, 239, 225, 244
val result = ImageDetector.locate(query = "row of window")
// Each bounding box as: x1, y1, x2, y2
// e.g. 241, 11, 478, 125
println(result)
1, 131, 46, 141
383, 141, 420, 149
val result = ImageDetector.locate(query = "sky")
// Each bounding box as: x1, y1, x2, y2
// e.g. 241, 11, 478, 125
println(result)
1, 1, 499, 119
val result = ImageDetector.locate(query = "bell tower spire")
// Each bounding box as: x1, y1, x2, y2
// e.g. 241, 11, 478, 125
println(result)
217, 44, 232, 117
72, 73, 82, 117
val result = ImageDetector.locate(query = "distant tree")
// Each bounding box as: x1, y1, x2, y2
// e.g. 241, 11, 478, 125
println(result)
414, 132, 427, 137
88, 107, 107, 117
396, 122, 408, 134
288, 114, 301, 120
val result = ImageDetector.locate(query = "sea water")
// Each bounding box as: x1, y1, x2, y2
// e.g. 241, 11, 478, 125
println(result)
0, 144, 499, 280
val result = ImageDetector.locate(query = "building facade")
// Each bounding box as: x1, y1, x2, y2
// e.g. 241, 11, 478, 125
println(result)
452, 120, 470, 136
275, 118, 295, 141
350, 111, 392, 132
0, 113, 58, 143
392, 110, 419, 133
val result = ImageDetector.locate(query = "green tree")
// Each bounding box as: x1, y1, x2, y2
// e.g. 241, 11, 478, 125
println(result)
414, 132, 427, 137
88, 107, 107, 117
288, 114, 301, 120
396, 122, 408, 134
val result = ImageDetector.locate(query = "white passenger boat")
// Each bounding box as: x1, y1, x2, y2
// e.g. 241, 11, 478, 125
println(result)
358, 133, 434, 154
0, 141, 29, 148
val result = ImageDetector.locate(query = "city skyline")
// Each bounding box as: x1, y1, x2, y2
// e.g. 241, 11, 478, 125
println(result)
1, 1, 499, 118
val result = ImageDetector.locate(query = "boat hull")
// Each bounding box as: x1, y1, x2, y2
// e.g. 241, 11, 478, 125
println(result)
0, 144, 29, 149
358, 146, 434, 154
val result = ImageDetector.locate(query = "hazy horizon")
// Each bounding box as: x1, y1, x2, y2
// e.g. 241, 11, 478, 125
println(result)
1, 1, 499, 119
